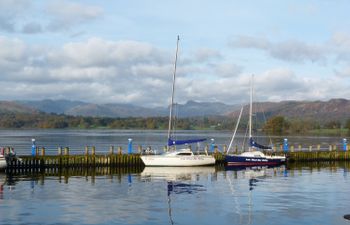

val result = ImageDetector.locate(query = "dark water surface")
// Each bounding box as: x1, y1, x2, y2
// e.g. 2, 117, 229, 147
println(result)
0, 129, 349, 225
1, 163, 350, 225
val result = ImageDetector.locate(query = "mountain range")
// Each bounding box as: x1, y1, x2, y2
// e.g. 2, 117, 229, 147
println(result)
0, 98, 347, 124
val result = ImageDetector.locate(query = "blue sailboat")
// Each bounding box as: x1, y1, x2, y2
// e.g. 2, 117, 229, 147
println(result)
225, 76, 286, 167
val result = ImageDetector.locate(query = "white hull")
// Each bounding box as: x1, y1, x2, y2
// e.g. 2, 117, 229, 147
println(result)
141, 155, 215, 167
0, 156, 7, 170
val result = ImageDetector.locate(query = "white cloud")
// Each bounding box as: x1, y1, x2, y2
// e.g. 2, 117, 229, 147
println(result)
45, 0, 103, 31
230, 35, 326, 63
0, 35, 350, 107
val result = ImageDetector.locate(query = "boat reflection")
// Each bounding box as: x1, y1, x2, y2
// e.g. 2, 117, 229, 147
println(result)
225, 165, 286, 224
141, 166, 216, 182
141, 166, 215, 225
0, 173, 7, 199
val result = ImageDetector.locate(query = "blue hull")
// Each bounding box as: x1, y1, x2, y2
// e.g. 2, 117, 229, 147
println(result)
225, 155, 285, 167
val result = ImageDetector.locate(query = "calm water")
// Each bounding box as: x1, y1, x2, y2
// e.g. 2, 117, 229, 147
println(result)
0, 129, 349, 225
1, 164, 350, 225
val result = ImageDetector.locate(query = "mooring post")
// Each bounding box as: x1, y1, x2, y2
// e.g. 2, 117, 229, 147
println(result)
309, 145, 312, 151
283, 138, 288, 153
223, 145, 227, 154
64, 147, 69, 156
298, 145, 302, 151
31, 138, 36, 156
343, 138, 348, 151
58, 146, 62, 155
214, 145, 218, 154
317, 144, 321, 151
118, 146, 122, 155
109, 145, 114, 155
128, 138, 133, 154
85, 146, 89, 155
329, 145, 332, 151
137, 145, 142, 154
41, 147, 45, 156
291, 145, 294, 152
210, 139, 215, 152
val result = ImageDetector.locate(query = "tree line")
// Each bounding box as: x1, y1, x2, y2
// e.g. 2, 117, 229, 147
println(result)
0, 112, 349, 134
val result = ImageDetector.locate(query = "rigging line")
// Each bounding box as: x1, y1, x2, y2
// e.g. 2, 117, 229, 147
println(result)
228, 106, 243, 154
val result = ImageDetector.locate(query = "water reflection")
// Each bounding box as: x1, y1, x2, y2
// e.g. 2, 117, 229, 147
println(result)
0, 163, 350, 225
141, 166, 216, 225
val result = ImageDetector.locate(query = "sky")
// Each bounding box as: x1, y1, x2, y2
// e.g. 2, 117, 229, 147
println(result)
1, 0, 350, 107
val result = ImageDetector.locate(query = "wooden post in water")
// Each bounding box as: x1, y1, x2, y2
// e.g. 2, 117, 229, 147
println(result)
58, 146, 62, 155
64, 147, 69, 156
85, 146, 89, 155
92, 146, 96, 156
41, 147, 45, 156
309, 145, 312, 152
109, 145, 114, 155
138, 145, 142, 154
329, 145, 332, 151
214, 145, 218, 154
298, 145, 302, 151
36, 146, 39, 156
118, 146, 122, 155
291, 145, 294, 152
317, 144, 321, 151
223, 145, 227, 154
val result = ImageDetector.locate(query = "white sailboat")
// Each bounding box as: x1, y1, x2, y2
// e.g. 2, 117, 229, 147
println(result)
140, 36, 215, 167
0, 154, 6, 170
225, 75, 286, 166
0, 148, 7, 170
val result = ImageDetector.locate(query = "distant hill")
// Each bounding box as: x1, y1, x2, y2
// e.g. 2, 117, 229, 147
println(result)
0, 101, 38, 114
227, 98, 350, 124
17, 99, 237, 118
7, 98, 350, 124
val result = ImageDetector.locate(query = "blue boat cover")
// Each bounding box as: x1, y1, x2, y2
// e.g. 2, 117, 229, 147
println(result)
168, 138, 207, 146
249, 137, 271, 150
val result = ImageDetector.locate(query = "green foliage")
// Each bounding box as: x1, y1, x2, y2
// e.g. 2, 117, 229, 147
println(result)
0, 111, 347, 135
262, 116, 290, 135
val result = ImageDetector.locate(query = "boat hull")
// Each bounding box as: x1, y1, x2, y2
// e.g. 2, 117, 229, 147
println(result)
225, 155, 285, 166
0, 157, 7, 170
141, 155, 215, 167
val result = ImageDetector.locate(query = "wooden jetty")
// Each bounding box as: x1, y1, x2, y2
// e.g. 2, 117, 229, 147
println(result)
4, 142, 350, 174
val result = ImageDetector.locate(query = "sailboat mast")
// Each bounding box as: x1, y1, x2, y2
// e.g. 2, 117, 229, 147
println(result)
167, 35, 180, 145
248, 75, 254, 151
249, 75, 253, 139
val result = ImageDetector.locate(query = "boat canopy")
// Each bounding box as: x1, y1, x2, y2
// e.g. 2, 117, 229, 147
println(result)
249, 137, 271, 150
168, 138, 206, 146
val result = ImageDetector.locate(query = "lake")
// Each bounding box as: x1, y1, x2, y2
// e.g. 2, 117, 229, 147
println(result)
0, 129, 349, 225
